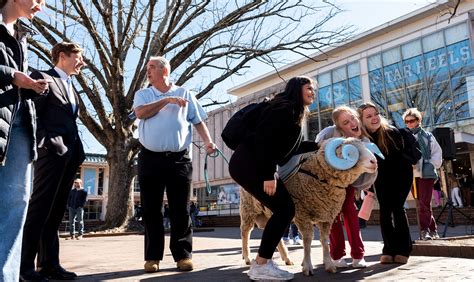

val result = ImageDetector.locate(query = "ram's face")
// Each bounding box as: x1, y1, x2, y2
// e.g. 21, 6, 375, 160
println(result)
322, 137, 381, 173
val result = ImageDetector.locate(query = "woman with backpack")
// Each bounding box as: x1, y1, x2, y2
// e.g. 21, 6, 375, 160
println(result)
228, 76, 318, 281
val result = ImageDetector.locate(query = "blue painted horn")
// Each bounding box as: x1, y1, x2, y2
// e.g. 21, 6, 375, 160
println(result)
364, 142, 385, 160
324, 138, 360, 170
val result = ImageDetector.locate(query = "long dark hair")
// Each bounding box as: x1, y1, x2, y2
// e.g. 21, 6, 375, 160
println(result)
273, 76, 313, 124
0, 0, 7, 9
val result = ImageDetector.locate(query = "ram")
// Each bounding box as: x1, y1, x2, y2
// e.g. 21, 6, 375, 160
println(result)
240, 137, 382, 275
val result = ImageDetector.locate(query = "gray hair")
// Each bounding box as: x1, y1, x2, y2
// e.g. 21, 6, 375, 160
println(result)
149, 56, 171, 72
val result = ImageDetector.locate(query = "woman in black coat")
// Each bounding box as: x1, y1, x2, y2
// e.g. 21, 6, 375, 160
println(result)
229, 76, 318, 281
358, 102, 415, 265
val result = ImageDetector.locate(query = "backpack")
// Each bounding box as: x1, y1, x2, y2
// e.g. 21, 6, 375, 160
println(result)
221, 99, 269, 150
399, 127, 422, 165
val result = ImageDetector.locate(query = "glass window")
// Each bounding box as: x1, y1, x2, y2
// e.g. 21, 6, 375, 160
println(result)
369, 69, 387, 117
83, 168, 96, 195
332, 66, 346, 83
333, 81, 349, 106
368, 54, 382, 71
318, 86, 332, 110
402, 40, 422, 59
307, 113, 319, 141
318, 72, 331, 88
445, 23, 468, 45
422, 31, 444, 53
382, 47, 401, 66
349, 76, 362, 106
348, 62, 360, 78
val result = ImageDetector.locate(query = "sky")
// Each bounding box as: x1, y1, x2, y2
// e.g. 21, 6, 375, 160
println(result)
80, 0, 438, 154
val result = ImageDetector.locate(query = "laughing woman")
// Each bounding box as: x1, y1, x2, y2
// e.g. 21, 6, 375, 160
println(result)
357, 102, 415, 265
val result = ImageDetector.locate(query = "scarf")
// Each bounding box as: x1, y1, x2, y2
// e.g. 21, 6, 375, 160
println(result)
410, 127, 430, 160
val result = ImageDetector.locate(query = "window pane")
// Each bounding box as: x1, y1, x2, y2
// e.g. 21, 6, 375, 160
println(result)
404, 55, 428, 116
349, 76, 362, 106
431, 80, 454, 124
318, 86, 332, 110
382, 47, 401, 66
318, 72, 331, 88
422, 31, 444, 53
333, 81, 349, 106
402, 40, 422, 59
369, 69, 387, 117
84, 168, 96, 195
384, 62, 405, 127
368, 54, 382, 71
307, 113, 319, 141
348, 62, 360, 78
332, 66, 347, 83
445, 23, 468, 45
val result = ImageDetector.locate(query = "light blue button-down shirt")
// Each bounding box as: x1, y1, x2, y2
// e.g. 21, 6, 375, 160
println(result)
133, 84, 207, 153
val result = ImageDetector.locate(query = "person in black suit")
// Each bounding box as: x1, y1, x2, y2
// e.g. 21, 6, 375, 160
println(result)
20, 42, 85, 281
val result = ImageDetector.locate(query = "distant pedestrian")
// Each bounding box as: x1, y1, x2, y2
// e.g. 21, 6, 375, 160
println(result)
67, 179, 87, 240
163, 204, 170, 229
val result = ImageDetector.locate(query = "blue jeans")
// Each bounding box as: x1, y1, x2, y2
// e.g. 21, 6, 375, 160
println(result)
0, 115, 33, 282
68, 207, 84, 236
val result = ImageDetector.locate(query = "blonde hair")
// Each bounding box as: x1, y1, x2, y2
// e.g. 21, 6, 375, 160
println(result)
402, 108, 422, 124
357, 102, 399, 155
332, 105, 368, 139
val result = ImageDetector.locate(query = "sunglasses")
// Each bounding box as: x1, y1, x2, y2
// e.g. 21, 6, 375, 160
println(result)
404, 119, 418, 124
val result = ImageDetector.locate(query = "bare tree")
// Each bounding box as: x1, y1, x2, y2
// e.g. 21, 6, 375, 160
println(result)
29, 0, 352, 229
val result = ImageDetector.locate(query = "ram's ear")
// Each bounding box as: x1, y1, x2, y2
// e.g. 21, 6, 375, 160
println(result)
324, 138, 359, 170
365, 143, 384, 160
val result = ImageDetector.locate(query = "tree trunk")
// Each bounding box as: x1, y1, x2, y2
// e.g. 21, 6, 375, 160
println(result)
103, 145, 134, 229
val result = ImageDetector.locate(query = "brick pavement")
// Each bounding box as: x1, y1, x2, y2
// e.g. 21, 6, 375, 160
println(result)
60, 225, 474, 281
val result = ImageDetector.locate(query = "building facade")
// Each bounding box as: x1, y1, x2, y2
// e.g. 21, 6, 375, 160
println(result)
192, 0, 474, 208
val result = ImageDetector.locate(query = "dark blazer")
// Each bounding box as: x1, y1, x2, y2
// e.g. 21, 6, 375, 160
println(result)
30, 69, 85, 160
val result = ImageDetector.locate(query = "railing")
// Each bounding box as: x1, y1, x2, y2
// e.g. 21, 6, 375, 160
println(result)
198, 203, 240, 216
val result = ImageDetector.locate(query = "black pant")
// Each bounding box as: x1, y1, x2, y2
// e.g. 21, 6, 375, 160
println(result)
229, 143, 295, 259
375, 177, 413, 257
21, 141, 83, 272
138, 147, 193, 262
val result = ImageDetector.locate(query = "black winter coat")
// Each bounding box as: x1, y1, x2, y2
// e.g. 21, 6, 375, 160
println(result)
0, 17, 37, 165
369, 126, 413, 193
245, 99, 317, 181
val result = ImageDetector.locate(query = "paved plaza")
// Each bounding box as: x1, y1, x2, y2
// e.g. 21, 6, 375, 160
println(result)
60, 225, 474, 281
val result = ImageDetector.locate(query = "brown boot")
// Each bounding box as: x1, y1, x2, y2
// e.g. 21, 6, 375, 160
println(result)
177, 258, 194, 271
144, 260, 160, 273
394, 255, 408, 264
380, 255, 393, 264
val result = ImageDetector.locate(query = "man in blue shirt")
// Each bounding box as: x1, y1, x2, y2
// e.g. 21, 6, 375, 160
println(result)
133, 56, 216, 273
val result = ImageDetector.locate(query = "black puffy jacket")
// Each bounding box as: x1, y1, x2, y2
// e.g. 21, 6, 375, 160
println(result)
0, 16, 37, 165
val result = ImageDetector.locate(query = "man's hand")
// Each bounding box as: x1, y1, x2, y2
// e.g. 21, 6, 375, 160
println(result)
205, 142, 217, 155
13, 71, 50, 94
167, 97, 188, 107
263, 179, 277, 196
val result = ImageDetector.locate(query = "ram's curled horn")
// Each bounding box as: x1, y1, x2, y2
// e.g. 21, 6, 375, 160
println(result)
324, 138, 360, 170
365, 142, 385, 160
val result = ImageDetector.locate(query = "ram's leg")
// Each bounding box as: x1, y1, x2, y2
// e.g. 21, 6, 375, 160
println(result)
240, 218, 254, 265
276, 239, 293, 265
319, 222, 337, 273
295, 220, 314, 276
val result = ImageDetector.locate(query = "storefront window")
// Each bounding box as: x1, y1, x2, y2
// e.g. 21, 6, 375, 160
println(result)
367, 22, 473, 127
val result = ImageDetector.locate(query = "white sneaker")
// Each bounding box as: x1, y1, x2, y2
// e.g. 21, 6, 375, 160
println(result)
248, 259, 294, 280
333, 258, 349, 268
352, 258, 367, 268
293, 236, 302, 245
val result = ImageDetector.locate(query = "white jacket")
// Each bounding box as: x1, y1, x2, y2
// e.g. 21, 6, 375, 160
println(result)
413, 130, 443, 178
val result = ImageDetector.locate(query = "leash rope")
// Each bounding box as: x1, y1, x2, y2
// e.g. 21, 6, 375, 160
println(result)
203, 146, 229, 194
